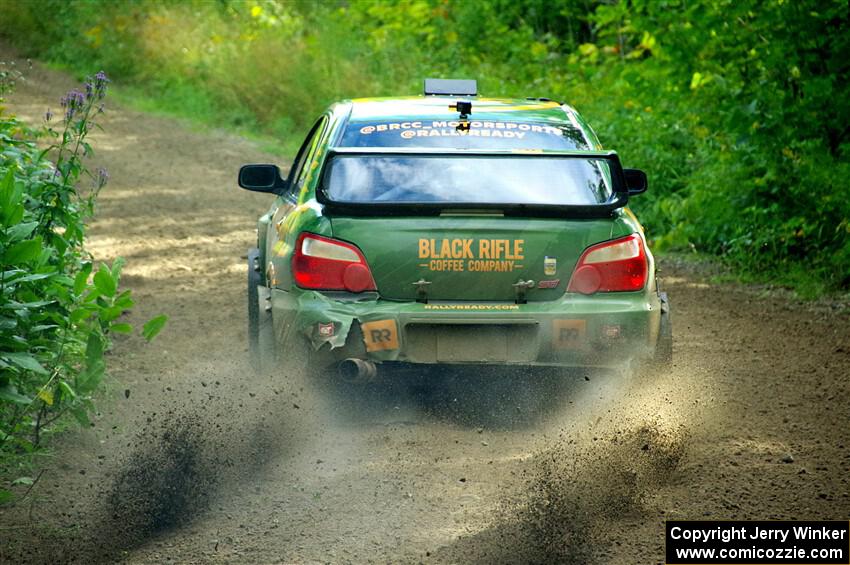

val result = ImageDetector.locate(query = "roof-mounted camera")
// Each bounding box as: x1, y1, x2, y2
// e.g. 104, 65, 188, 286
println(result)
449, 100, 472, 131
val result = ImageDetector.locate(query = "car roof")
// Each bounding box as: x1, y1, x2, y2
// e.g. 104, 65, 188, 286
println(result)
341, 96, 583, 127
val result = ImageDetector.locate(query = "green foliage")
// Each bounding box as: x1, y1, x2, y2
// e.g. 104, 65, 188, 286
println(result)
0, 67, 165, 497
0, 0, 847, 293
142, 314, 168, 342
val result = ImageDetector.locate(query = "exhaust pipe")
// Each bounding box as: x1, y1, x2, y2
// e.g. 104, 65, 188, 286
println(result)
336, 358, 377, 384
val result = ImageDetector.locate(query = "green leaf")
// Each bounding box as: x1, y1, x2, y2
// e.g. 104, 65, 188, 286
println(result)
110, 257, 125, 280
110, 322, 132, 334
0, 166, 15, 203
85, 332, 103, 368
4, 237, 43, 265
0, 490, 12, 504
101, 305, 125, 323
114, 290, 134, 309
142, 314, 168, 341
77, 362, 104, 394
0, 166, 22, 226
2, 352, 48, 375
73, 263, 92, 295
58, 380, 77, 401
690, 71, 707, 90
11, 272, 52, 283
0, 384, 31, 404
12, 476, 34, 486
93, 264, 116, 297
5, 204, 24, 227
70, 407, 91, 426
70, 307, 93, 324
79, 333, 106, 393
6, 221, 37, 242
9, 299, 52, 310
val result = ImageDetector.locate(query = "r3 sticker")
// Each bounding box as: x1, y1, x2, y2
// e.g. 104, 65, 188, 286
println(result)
361, 319, 399, 352
552, 319, 586, 350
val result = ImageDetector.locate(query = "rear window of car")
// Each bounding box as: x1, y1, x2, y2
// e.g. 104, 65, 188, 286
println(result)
322, 155, 612, 206
339, 119, 589, 150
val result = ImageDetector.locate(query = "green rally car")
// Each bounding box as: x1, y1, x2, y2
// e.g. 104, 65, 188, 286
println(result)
240, 79, 671, 380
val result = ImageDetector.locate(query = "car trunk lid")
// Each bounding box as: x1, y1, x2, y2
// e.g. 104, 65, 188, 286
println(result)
330, 215, 614, 302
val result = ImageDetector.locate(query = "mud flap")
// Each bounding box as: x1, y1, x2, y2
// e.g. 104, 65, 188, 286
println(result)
251, 286, 277, 373
655, 292, 673, 365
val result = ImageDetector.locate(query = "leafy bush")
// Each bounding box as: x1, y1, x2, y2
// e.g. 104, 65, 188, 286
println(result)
0, 67, 166, 498
0, 0, 846, 294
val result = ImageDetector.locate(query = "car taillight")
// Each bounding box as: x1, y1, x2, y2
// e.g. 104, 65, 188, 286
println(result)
292, 233, 377, 293
567, 234, 647, 294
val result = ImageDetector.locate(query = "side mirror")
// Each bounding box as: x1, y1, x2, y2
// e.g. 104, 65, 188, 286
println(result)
238, 164, 287, 193
623, 168, 647, 195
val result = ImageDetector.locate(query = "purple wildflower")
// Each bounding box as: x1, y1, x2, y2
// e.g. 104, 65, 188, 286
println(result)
59, 94, 72, 120
45, 108, 53, 122
60, 89, 86, 121
93, 71, 109, 99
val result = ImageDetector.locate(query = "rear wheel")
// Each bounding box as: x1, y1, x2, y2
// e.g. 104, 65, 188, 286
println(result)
247, 248, 276, 374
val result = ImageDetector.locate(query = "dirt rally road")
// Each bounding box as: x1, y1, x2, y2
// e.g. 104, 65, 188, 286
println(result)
1, 57, 849, 565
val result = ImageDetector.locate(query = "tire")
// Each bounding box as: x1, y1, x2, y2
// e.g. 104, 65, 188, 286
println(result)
654, 292, 673, 366
247, 248, 275, 374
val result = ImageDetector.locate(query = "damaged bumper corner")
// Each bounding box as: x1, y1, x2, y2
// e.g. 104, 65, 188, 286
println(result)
270, 288, 662, 370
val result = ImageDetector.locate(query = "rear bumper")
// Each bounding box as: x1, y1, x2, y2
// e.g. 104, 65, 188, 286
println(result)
269, 288, 662, 369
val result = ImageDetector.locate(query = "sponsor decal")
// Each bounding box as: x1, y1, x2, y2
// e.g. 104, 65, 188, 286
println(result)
317, 322, 335, 338
418, 238, 524, 272
422, 304, 520, 311
361, 319, 399, 352
537, 279, 560, 289
358, 120, 567, 141
602, 324, 621, 339
552, 319, 586, 350
544, 256, 557, 276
